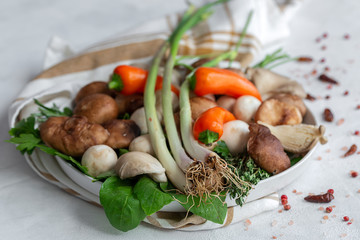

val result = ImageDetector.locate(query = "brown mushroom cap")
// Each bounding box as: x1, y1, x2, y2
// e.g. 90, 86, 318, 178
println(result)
255, 99, 302, 126
115, 93, 144, 115
269, 93, 307, 116
73, 93, 119, 124
74, 81, 114, 105
103, 119, 141, 149
39, 116, 109, 157
247, 123, 290, 175
190, 96, 217, 120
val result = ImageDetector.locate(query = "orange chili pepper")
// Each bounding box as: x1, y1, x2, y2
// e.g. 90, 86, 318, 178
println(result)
190, 67, 262, 101
193, 107, 236, 143
110, 65, 179, 96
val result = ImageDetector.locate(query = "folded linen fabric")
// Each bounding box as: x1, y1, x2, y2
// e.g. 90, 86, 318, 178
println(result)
8, 0, 299, 230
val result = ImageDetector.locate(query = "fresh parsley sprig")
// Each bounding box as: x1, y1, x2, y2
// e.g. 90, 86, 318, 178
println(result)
32, 99, 72, 122
7, 102, 88, 174
213, 140, 270, 206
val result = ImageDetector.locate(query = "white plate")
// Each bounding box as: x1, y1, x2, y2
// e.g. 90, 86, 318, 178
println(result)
55, 108, 317, 212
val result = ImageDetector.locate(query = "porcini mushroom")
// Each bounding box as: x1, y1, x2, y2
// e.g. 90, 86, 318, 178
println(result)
247, 123, 291, 175
255, 99, 302, 126
258, 121, 327, 153
81, 145, 118, 177
73, 93, 119, 124
115, 151, 167, 182
39, 116, 109, 157
233, 95, 261, 123
103, 119, 141, 149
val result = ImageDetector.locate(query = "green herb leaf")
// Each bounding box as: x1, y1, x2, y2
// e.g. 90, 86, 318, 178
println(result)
34, 99, 72, 120
108, 74, 124, 91
171, 192, 227, 224
100, 176, 146, 232
6, 133, 41, 154
118, 148, 129, 156
133, 176, 174, 215
213, 140, 231, 159
290, 156, 302, 166
198, 130, 219, 145
36, 144, 88, 174
9, 116, 39, 137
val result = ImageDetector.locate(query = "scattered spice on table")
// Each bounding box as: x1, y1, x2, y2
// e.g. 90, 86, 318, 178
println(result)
344, 144, 357, 157
271, 220, 277, 227
344, 90, 349, 96
337, 118, 345, 126
288, 220, 294, 226
320, 58, 326, 63
321, 45, 327, 50
350, 171, 358, 178
319, 74, 338, 84
304, 192, 334, 203
324, 108, 334, 122
306, 93, 316, 101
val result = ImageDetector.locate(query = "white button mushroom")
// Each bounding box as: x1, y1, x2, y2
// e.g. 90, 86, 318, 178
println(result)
115, 151, 167, 182
130, 107, 163, 135
216, 96, 236, 112
233, 95, 261, 123
129, 134, 155, 156
219, 120, 249, 155
130, 107, 148, 134
81, 145, 118, 177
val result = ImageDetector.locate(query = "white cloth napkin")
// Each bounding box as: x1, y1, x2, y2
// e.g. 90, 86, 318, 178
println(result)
8, 0, 301, 231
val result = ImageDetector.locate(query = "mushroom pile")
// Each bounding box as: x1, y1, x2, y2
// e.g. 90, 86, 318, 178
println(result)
38, 63, 327, 181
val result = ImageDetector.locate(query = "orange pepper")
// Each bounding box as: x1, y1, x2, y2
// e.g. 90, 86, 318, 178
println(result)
190, 67, 262, 101
111, 65, 179, 96
193, 107, 236, 143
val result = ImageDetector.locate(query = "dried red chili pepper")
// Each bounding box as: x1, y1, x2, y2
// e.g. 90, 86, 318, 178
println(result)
319, 74, 338, 85
304, 192, 334, 203
324, 108, 334, 122
306, 93, 316, 101
344, 144, 357, 157
297, 57, 313, 62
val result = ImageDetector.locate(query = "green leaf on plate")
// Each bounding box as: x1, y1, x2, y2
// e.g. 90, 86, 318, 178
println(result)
99, 176, 146, 232
133, 176, 174, 216
171, 192, 227, 224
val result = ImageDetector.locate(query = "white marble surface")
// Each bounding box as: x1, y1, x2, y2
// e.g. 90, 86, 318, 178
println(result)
1, 0, 360, 239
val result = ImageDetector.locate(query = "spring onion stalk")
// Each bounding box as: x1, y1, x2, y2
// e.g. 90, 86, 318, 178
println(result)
144, 43, 187, 191
162, 0, 228, 171
180, 10, 254, 161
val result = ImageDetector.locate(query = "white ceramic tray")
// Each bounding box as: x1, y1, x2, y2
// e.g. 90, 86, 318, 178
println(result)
55, 109, 317, 212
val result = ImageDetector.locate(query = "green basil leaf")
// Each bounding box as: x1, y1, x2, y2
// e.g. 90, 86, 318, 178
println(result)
134, 176, 174, 215
198, 130, 219, 145
171, 193, 227, 224
100, 176, 146, 232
